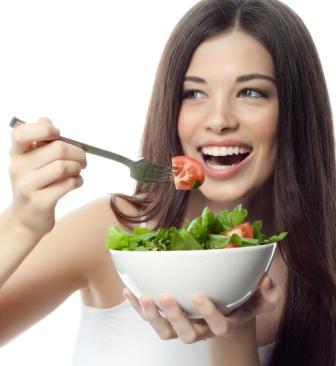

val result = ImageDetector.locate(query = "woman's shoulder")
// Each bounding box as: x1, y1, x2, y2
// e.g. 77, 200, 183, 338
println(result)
44, 194, 140, 304
42, 194, 139, 275
60, 194, 139, 230
52, 194, 138, 253
58, 195, 137, 307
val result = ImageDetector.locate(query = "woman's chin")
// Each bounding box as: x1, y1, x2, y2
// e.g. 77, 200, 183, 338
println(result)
197, 184, 249, 208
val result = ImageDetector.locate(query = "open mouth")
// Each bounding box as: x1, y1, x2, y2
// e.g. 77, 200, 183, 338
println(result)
200, 146, 252, 171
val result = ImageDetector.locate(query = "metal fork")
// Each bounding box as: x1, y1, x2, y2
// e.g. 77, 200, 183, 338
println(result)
9, 117, 175, 184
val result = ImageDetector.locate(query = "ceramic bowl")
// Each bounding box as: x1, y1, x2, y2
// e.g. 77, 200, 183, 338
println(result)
110, 243, 277, 318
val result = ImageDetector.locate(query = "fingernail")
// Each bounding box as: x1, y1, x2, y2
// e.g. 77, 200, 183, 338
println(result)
160, 295, 172, 309
140, 297, 149, 307
122, 288, 130, 300
193, 294, 205, 306
265, 278, 276, 291
139, 297, 149, 312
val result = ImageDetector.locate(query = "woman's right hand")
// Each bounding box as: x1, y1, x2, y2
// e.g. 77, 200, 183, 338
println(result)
8, 117, 87, 239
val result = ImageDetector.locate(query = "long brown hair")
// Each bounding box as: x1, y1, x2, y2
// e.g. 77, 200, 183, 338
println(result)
111, 1, 336, 364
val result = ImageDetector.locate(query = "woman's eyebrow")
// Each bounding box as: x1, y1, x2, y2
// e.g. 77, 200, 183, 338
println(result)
184, 76, 207, 84
184, 74, 276, 84
236, 73, 276, 84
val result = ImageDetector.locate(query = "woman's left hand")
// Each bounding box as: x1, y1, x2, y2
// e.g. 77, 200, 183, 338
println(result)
123, 273, 281, 344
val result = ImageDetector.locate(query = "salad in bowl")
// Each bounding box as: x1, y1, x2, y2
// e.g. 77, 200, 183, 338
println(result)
106, 206, 287, 317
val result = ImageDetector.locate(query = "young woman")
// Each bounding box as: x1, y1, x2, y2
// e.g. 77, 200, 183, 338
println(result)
0, 0, 335, 365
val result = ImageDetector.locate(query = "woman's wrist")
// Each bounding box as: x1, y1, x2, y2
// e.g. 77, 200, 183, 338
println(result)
0, 207, 44, 244
207, 318, 260, 366
0, 207, 43, 286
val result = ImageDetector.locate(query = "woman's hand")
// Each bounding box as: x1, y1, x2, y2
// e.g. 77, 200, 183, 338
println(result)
123, 273, 281, 344
8, 117, 87, 239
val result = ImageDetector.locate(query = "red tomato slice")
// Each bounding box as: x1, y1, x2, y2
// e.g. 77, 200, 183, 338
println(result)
237, 222, 254, 238
224, 222, 254, 238
172, 156, 205, 190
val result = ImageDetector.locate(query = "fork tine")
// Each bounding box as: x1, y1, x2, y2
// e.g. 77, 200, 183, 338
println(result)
150, 171, 175, 182
148, 167, 178, 180
163, 167, 179, 175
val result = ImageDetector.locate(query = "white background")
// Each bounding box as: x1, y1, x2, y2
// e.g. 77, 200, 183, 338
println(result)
0, 1, 334, 365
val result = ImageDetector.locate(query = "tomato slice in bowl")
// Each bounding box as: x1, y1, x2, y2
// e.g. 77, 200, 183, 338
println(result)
172, 156, 205, 190
224, 222, 254, 238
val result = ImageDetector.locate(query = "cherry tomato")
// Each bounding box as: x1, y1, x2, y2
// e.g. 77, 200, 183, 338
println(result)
172, 156, 205, 190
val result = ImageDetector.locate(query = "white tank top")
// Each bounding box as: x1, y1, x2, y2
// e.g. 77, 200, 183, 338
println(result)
72, 300, 274, 365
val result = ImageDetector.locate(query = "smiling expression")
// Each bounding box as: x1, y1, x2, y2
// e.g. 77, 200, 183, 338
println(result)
177, 29, 279, 205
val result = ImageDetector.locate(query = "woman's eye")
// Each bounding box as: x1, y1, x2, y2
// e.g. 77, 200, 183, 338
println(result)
239, 88, 265, 99
182, 89, 206, 100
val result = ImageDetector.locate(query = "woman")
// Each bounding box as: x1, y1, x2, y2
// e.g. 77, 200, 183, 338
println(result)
122, 1, 336, 364
1, 0, 335, 365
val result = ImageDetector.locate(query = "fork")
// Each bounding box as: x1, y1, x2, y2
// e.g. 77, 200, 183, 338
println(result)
9, 117, 175, 184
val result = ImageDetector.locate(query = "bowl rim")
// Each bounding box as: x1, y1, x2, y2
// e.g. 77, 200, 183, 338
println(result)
109, 242, 277, 255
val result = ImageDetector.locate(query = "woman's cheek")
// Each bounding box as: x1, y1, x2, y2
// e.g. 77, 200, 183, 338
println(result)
249, 107, 278, 145
177, 110, 197, 144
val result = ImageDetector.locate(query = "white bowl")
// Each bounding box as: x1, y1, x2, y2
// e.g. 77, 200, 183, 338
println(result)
110, 243, 277, 318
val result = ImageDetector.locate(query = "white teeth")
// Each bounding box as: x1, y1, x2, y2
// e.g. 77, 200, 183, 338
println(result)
205, 161, 233, 171
201, 146, 252, 156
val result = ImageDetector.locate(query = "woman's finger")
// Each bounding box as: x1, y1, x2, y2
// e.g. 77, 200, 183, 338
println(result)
34, 140, 87, 169
192, 274, 280, 337
159, 295, 208, 343
124, 289, 212, 342
160, 295, 213, 343
140, 295, 177, 340
123, 288, 143, 314
123, 289, 176, 340
11, 139, 87, 175
11, 117, 60, 154
14, 160, 84, 194
31, 175, 84, 209
192, 294, 233, 336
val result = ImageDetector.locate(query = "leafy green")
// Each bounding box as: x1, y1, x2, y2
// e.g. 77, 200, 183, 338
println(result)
216, 204, 248, 230
105, 205, 287, 251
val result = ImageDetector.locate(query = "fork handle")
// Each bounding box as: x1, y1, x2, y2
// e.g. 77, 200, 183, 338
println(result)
9, 117, 134, 167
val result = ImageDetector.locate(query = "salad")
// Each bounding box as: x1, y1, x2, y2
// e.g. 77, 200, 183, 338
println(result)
105, 205, 287, 251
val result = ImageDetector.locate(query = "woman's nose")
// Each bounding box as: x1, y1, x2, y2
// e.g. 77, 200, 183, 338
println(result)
204, 100, 239, 134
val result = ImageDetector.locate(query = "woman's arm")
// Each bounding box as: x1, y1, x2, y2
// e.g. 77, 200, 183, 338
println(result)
0, 197, 120, 345
0, 118, 91, 344
0, 118, 85, 287
0, 118, 138, 345
0, 208, 43, 287
0, 118, 132, 345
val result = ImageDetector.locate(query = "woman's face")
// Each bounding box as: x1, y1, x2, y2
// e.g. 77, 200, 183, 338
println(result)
178, 29, 278, 205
